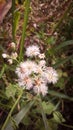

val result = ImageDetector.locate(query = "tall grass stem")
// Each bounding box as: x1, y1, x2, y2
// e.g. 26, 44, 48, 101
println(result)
19, 0, 30, 62
12, 0, 15, 42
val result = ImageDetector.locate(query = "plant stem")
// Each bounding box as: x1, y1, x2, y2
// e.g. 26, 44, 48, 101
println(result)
12, 0, 15, 42
0, 64, 7, 79
60, 123, 73, 129
38, 95, 49, 130
19, 0, 30, 62
1, 90, 23, 130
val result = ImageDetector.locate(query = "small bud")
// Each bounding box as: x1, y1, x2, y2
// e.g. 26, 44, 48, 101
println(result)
2, 53, 8, 58
8, 59, 13, 64
38, 53, 45, 59
10, 42, 16, 49
11, 52, 18, 59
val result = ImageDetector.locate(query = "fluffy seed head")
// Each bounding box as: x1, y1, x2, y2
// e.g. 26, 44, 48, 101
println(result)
25, 45, 40, 57
44, 67, 58, 84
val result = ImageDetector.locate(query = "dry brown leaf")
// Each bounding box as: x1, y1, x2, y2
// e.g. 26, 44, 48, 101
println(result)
0, 0, 12, 24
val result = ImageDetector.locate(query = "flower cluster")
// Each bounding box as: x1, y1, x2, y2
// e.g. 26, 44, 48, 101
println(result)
2, 52, 18, 64
16, 45, 58, 96
2, 42, 17, 64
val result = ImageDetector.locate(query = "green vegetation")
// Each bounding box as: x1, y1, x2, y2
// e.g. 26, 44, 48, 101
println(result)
0, 0, 73, 130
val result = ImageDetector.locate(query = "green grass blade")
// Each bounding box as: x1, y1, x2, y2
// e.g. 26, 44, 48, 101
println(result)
54, 40, 73, 52
0, 64, 7, 79
13, 11, 20, 39
5, 101, 34, 130
19, 0, 31, 61
53, 55, 73, 68
39, 96, 49, 130
48, 90, 73, 101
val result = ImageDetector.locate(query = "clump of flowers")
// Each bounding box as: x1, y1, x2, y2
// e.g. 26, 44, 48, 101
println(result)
16, 45, 58, 96
2, 52, 18, 64
2, 42, 17, 64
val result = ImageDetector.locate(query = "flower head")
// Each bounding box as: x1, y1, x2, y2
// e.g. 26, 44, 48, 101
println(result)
15, 60, 38, 78
44, 67, 58, 84
18, 76, 33, 90
25, 45, 40, 57
32, 77, 47, 96
33, 83, 48, 96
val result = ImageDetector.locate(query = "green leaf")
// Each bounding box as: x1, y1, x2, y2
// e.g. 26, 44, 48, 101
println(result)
5, 84, 17, 98
55, 78, 65, 89
42, 102, 55, 115
53, 111, 65, 123
48, 118, 58, 130
53, 55, 73, 68
54, 40, 73, 52
0, 90, 8, 99
48, 90, 73, 101
21, 116, 31, 125
48, 40, 73, 56
5, 101, 34, 130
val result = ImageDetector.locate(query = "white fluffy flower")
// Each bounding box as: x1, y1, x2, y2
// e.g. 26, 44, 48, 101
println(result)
25, 45, 40, 57
44, 67, 58, 84
39, 60, 46, 68
18, 76, 33, 90
15, 61, 38, 78
33, 84, 48, 96
33, 77, 48, 96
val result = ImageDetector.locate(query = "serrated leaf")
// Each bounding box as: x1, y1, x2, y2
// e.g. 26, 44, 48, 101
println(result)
53, 111, 65, 123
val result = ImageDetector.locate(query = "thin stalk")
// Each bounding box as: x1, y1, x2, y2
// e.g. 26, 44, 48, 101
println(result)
19, 0, 30, 62
1, 90, 23, 130
12, 0, 15, 42
60, 123, 73, 129
0, 64, 7, 79
38, 95, 49, 130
